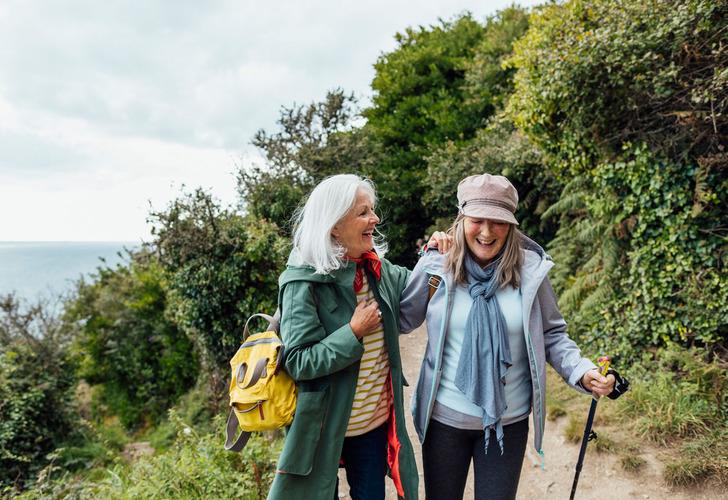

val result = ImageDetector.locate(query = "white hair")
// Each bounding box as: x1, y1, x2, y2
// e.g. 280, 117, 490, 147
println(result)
292, 174, 387, 274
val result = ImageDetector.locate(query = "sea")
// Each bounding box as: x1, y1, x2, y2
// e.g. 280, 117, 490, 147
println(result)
0, 241, 139, 304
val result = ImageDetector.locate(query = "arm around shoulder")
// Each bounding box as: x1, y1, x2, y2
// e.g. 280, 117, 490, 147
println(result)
383, 258, 411, 296
399, 252, 436, 333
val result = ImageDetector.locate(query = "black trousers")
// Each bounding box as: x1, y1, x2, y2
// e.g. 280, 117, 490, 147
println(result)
422, 418, 529, 500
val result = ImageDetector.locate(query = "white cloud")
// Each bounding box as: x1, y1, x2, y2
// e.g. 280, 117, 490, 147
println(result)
0, 0, 541, 241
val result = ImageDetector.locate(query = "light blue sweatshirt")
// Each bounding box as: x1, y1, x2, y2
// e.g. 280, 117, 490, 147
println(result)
432, 283, 531, 429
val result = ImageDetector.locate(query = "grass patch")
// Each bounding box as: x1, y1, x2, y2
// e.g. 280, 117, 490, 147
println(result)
592, 431, 616, 453
620, 453, 645, 472
617, 347, 726, 445
564, 414, 583, 443
553, 346, 728, 486
547, 403, 566, 421
617, 346, 728, 486
564, 414, 615, 452
90, 413, 282, 499
663, 429, 728, 487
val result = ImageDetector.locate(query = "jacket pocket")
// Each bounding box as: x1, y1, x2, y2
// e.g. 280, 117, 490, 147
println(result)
275, 388, 329, 476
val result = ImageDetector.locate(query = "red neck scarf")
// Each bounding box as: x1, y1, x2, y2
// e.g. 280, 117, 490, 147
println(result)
347, 250, 382, 292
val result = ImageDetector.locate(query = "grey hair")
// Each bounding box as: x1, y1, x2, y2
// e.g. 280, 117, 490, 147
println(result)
292, 174, 387, 274
445, 214, 522, 288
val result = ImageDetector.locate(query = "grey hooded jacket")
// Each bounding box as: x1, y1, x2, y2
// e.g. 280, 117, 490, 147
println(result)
400, 239, 596, 455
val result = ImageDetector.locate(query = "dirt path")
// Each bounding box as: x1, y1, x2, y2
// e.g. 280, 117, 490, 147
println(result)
338, 324, 722, 499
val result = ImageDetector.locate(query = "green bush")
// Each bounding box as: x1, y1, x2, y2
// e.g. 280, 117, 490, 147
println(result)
150, 189, 289, 392
12, 413, 280, 500
68, 252, 198, 429
506, 0, 727, 359
0, 296, 79, 489
507, 0, 727, 174
545, 146, 727, 359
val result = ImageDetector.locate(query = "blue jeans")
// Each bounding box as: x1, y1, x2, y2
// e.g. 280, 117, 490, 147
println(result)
335, 423, 387, 500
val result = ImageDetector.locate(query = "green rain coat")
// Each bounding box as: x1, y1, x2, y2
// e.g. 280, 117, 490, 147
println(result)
266, 256, 418, 500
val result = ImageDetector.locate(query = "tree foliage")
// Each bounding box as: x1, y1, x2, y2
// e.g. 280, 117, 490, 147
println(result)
150, 189, 289, 391
0, 296, 78, 488
239, 89, 378, 234
506, 0, 727, 359
363, 14, 487, 264
67, 251, 197, 429
364, 9, 531, 264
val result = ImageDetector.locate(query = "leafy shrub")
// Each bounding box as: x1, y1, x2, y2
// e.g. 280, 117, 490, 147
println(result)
507, 0, 727, 174
0, 296, 79, 489
68, 251, 198, 429
150, 189, 289, 395
506, 0, 727, 359
545, 147, 727, 359
11, 414, 280, 500
143, 383, 216, 451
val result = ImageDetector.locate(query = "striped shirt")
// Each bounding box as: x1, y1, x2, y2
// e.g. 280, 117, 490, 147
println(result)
345, 274, 391, 437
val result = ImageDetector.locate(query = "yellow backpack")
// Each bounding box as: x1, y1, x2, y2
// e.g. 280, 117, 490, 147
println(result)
224, 312, 296, 452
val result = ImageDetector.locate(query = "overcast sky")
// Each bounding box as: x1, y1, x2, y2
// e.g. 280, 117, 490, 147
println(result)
0, 0, 540, 242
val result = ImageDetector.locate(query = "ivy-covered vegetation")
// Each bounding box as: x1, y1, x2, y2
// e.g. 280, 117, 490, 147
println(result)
507, 0, 727, 359
2, 0, 725, 496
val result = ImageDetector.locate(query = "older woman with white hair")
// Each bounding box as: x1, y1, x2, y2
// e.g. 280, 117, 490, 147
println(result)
266, 174, 420, 500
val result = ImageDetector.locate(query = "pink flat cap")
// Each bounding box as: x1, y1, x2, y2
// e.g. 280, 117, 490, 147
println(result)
456, 174, 519, 225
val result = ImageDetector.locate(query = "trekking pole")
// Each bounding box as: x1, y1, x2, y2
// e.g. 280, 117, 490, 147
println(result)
569, 356, 611, 500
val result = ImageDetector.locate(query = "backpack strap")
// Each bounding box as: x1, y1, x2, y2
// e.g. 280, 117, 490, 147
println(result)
224, 410, 252, 452
236, 358, 269, 390
268, 308, 281, 333
427, 275, 441, 302
243, 313, 276, 340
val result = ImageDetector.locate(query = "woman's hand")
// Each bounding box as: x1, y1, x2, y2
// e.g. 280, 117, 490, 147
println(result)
427, 231, 453, 253
349, 299, 382, 339
581, 369, 616, 398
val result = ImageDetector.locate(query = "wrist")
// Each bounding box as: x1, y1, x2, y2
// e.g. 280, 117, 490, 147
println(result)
349, 322, 362, 339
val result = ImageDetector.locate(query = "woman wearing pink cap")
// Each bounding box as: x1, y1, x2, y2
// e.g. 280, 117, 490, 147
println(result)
400, 174, 616, 500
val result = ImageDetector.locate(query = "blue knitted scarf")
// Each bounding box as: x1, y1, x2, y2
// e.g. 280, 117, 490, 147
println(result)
454, 252, 512, 454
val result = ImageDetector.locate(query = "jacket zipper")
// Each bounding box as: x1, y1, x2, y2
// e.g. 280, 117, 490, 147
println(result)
522, 267, 549, 460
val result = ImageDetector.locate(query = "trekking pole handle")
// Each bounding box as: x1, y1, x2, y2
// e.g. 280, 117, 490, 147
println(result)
597, 356, 611, 376
593, 356, 611, 401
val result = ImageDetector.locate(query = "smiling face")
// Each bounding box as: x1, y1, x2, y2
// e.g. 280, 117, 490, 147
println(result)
332, 189, 380, 259
463, 216, 511, 266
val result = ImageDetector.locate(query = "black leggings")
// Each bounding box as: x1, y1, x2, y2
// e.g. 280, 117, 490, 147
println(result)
422, 418, 529, 500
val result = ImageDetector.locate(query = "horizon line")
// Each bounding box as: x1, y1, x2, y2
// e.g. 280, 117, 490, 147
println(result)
0, 240, 143, 244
